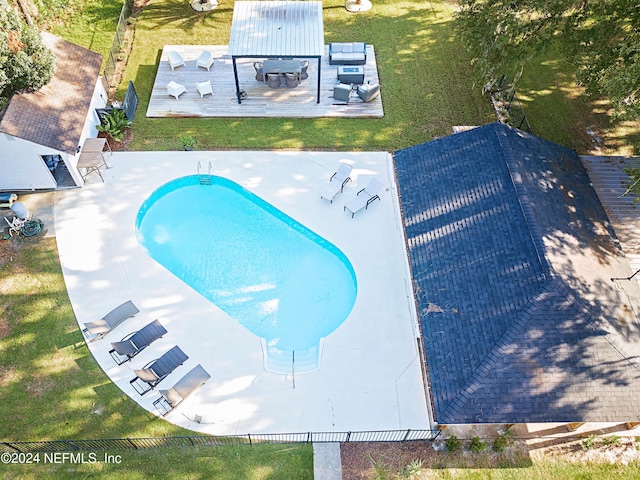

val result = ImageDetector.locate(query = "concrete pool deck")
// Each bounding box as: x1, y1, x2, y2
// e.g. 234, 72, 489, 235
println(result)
54, 150, 432, 435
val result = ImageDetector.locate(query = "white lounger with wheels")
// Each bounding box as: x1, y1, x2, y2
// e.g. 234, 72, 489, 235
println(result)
321, 162, 353, 203
344, 177, 383, 217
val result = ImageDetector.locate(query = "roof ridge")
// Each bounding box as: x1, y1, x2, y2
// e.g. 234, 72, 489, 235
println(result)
493, 124, 552, 276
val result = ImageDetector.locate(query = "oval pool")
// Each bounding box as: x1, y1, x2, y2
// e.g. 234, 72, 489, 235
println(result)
136, 175, 357, 370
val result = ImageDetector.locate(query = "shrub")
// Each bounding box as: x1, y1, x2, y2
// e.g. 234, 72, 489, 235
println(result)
581, 434, 598, 451
601, 435, 621, 447
470, 436, 488, 453
445, 435, 461, 452
493, 429, 514, 452
399, 458, 423, 478
96, 108, 132, 142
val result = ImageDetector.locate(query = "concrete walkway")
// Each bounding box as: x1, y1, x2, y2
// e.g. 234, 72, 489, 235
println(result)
313, 443, 342, 480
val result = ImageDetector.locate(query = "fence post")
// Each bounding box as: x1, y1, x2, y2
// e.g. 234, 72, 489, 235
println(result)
402, 429, 411, 442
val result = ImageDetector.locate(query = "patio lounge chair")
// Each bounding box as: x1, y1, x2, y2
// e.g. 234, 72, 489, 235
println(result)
167, 50, 185, 70
167, 81, 186, 99
153, 364, 211, 416
344, 177, 383, 218
197, 80, 213, 98
82, 300, 140, 342
196, 51, 214, 71
130, 345, 189, 395
109, 319, 168, 365
321, 162, 353, 203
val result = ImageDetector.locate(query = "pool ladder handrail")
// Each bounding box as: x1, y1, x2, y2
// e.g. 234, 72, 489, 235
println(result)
197, 161, 213, 185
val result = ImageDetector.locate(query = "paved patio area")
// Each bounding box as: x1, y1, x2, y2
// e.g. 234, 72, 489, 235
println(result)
54, 150, 431, 435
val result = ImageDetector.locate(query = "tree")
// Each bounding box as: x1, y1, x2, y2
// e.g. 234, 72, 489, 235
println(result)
0, 0, 55, 104
456, 0, 640, 120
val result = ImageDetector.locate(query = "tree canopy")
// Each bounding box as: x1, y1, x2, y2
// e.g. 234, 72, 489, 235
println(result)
456, 0, 640, 120
0, 0, 55, 106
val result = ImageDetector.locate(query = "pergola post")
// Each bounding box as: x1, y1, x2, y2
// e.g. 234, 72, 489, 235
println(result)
316, 57, 321, 104
232, 57, 242, 104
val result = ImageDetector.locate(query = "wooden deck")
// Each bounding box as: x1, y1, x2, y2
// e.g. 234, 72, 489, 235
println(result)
146, 45, 383, 118
581, 155, 640, 270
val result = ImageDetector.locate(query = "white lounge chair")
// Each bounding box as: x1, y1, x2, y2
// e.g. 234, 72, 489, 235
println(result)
167, 50, 185, 70
153, 364, 211, 415
196, 51, 214, 71
82, 300, 140, 342
196, 80, 213, 98
167, 81, 186, 99
320, 162, 353, 203
344, 177, 383, 217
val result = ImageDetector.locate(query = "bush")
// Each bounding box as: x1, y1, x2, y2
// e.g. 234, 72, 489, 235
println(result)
493, 429, 514, 452
399, 458, 423, 478
581, 434, 598, 451
96, 108, 132, 142
601, 435, 621, 447
445, 435, 461, 452
470, 436, 488, 453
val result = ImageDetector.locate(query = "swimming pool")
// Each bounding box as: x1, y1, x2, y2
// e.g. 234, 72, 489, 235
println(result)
136, 175, 358, 372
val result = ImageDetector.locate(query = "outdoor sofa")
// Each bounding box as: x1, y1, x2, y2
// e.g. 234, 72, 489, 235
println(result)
329, 42, 367, 65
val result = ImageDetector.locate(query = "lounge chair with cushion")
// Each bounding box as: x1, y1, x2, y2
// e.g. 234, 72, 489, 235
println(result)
109, 319, 168, 365
321, 162, 353, 203
153, 364, 211, 416
130, 345, 189, 395
344, 177, 383, 218
167, 50, 185, 70
82, 300, 140, 342
196, 51, 214, 71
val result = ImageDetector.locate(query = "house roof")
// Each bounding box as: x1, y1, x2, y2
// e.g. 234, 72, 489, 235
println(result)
0, 32, 103, 155
228, 1, 324, 57
395, 123, 640, 424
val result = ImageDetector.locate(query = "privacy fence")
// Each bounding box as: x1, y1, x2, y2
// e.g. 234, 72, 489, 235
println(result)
103, 0, 135, 90
1, 429, 441, 453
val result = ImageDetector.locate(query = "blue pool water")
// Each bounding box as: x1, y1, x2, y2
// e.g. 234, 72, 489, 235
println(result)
136, 175, 357, 367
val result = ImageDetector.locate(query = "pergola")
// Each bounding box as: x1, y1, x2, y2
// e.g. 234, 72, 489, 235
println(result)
228, 1, 325, 104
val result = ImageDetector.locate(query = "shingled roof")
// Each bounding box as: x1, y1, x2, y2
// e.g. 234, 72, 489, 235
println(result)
0, 32, 103, 155
395, 123, 640, 424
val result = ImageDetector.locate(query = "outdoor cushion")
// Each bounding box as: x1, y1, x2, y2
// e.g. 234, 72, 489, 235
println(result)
135, 368, 160, 383
329, 42, 367, 65
333, 83, 353, 102
159, 387, 184, 406
357, 83, 380, 102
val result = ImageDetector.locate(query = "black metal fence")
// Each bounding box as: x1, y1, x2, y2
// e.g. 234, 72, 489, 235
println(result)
487, 74, 532, 134
103, 0, 135, 89
1, 429, 441, 453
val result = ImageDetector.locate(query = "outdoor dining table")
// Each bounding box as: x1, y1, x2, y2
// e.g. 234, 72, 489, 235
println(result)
262, 59, 303, 75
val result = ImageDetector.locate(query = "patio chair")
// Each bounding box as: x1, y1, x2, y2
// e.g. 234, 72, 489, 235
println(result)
333, 83, 352, 102
284, 72, 300, 88
320, 162, 353, 203
196, 51, 214, 71
196, 80, 213, 98
130, 345, 189, 395
357, 82, 381, 102
153, 364, 211, 416
4, 215, 25, 237
344, 177, 383, 218
300, 60, 309, 80
167, 81, 187, 99
167, 50, 185, 71
82, 300, 140, 343
109, 319, 168, 365
267, 73, 282, 88
254, 61, 265, 82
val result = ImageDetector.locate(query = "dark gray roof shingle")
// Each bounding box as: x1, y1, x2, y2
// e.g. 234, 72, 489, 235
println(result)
395, 123, 640, 424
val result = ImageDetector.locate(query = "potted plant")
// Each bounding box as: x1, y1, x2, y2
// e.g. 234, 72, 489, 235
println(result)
180, 134, 196, 151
